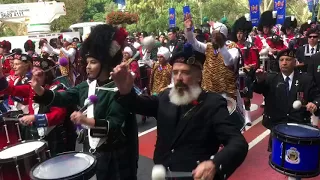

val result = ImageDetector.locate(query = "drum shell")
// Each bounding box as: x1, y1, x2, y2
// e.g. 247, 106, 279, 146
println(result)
0, 120, 21, 150
270, 128, 320, 178
30, 151, 97, 180
0, 141, 48, 180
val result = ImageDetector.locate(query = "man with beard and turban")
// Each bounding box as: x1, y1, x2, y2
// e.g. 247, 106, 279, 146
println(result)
111, 43, 248, 180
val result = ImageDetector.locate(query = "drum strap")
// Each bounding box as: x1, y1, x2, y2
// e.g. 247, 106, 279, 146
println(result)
87, 80, 107, 152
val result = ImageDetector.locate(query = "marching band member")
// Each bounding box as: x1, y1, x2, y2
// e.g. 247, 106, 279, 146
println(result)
7, 53, 32, 114
31, 24, 138, 180
24, 39, 38, 58
296, 28, 320, 72
255, 11, 286, 72
254, 48, 320, 180
254, 48, 320, 147
44, 35, 77, 86
112, 44, 248, 180
149, 46, 172, 95
0, 40, 12, 76
232, 15, 258, 113
184, 14, 250, 128
0, 56, 67, 155
281, 16, 298, 48
166, 27, 184, 57
123, 46, 141, 88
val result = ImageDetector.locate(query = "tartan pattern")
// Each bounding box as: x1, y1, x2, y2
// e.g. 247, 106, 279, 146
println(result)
201, 43, 237, 100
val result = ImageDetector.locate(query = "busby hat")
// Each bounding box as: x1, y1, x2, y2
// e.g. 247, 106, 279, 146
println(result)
170, 43, 205, 70
258, 11, 277, 31
0, 41, 5, 49
80, 24, 128, 72
281, 16, 297, 34
300, 22, 311, 34
231, 16, 253, 41
38, 38, 48, 49
277, 48, 296, 60
24, 40, 35, 52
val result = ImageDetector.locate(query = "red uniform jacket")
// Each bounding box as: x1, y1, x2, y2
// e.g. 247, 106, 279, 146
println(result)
0, 79, 66, 127
237, 42, 259, 68
255, 34, 286, 52
1, 55, 12, 76
6, 75, 30, 107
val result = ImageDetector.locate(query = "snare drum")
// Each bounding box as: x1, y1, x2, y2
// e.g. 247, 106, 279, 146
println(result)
224, 96, 246, 131
0, 117, 22, 149
30, 152, 97, 180
270, 123, 320, 178
0, 140, 49, 180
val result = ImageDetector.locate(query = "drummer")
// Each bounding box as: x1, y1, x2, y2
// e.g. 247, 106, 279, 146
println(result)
112, 44, 248, 180
31, 24, 138, 180
254, 48, 320, 154
0, 56, 68, 155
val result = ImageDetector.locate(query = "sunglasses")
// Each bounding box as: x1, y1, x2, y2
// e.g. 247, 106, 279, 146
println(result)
308, 36, 318, 39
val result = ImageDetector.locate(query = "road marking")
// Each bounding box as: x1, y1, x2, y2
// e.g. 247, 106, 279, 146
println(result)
138, 126, 157, 137
248, 129, 270, 150
245, 115, 263, 131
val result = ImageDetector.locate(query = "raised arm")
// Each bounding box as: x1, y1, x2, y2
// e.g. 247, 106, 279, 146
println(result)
184, 28, 207, 54
115, 88, 159, 117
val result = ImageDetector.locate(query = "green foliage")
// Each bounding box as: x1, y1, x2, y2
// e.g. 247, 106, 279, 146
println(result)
82, 0, 117, 22
50, 0, 86, 32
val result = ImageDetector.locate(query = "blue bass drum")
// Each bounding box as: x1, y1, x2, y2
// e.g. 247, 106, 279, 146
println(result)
269, 123, 320, 178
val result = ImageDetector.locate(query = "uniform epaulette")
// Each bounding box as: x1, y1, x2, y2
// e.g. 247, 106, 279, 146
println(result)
226, 40, 238, 49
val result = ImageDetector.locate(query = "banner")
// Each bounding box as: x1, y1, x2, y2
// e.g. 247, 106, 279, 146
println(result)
183, 5, 191, 20
249, 0, 260, 27
169, 8, 176, 28
307, 0, 314, 12
274, 0, 286, 25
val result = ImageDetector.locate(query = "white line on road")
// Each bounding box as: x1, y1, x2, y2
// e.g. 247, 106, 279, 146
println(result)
138, 126, 157, 137
248, 129, 270, 150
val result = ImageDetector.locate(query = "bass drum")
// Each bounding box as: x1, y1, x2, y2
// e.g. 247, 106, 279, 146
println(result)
224, 96, 246, 131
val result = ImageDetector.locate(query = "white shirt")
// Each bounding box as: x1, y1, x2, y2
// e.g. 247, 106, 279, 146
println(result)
309, 44, 317, 55
282, 72, 294, 90
184, 29, 237, 67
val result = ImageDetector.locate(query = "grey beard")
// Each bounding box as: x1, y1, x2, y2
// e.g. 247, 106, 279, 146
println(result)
169, 85, 202, 106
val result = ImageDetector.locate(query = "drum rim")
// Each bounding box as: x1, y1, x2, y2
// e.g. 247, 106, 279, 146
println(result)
0, 140, 47, 163
30, 151, 97, 180
273, 123, 320, 142
269, 155, 320, 178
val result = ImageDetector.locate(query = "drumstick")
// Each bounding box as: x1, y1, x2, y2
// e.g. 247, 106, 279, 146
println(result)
152, 165, 193, 180
109, 58, 136, 80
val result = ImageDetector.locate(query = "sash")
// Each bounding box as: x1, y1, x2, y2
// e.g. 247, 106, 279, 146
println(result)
87, 80, 107, 152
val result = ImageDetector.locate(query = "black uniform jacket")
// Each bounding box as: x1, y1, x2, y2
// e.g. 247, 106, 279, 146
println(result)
253, 71, 320, 129
308, 51, 320, 89
116, 89, 248, 180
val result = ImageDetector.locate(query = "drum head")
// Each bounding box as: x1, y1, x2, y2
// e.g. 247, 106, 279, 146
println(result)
31, 152, 96, 180
0, 140, 45, 161
274, 123, 320, 138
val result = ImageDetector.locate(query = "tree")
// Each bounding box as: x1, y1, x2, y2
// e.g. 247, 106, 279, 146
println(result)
83, 0, 117, 22
50, 0, 86, 32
